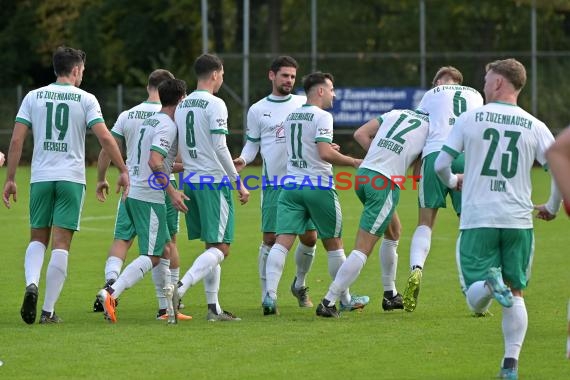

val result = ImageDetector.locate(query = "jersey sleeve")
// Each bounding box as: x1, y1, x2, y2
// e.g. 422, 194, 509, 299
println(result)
441, 112, 466, 158
209, 98, 229, 135
151, 121, 177, 158
84, 93, 105, 129
534, 122, 555, 167
15, 92, 34, 128
245, 107, 261, 142
111, 111, 128, 139
314, 112, 334, 143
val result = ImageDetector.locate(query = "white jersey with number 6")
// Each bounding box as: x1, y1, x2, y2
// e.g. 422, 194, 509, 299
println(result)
417, 84, 484, 157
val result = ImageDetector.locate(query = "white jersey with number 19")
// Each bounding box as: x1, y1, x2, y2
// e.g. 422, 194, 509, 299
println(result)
15, 82, 104, 184
442, 102, 554, 229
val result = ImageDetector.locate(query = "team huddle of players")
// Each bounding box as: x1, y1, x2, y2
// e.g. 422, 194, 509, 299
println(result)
2, 46, 565, 380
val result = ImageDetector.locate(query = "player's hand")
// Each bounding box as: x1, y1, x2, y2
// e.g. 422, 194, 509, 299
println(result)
533, 204, 556, 221
96, 180, 110, 202
117, 171, 130, 200
352, 158, 363, 168
0, 151, 5, 167
331, 143, 340, 152
233, 157, 246, 173
238, 187, 250, 205
169, 190, 189, 213
2, 180, 17, 209
455, 174, 464, 191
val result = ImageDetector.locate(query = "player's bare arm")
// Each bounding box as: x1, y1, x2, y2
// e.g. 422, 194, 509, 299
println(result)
3, 123, 28, 208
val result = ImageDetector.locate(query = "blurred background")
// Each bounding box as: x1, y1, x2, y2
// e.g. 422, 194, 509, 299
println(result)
1, 0, 569, 162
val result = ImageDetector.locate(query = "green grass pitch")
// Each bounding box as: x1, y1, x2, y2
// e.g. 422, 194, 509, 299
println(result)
0, 166, 568, 379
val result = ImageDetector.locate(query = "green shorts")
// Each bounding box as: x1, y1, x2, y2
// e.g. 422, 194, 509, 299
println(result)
117, 197, 170, 256
276, 187, 341, 239
183, 183, 234, 243
29, 181, 85, 231
418, 151, 463, 214
261, 186, 315, 233
354, 168, 399, 237
457, 228, 534, 291
165, 180, 180, 236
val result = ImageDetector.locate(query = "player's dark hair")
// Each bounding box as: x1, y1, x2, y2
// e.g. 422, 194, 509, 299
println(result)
194, 53, 223, 80
148, 69, 175, 89
158, 79, 187, 107
270, 56, 299, 74
53, 46, 86, 77
302, 71, 334, 94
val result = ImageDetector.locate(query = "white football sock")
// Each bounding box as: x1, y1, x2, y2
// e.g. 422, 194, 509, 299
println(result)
170, 267, 180, 287
294, 242, 316, 288
327, 249, 351, 304
111, 255, 153, 298
152, 258, 170, 310
204, 264, 222, 314
42, 249, 68, 313
380, 239, 399, 294
104, 256, 124, 282
265, 243, 289, 299
24, 241, 46, 287
325, 250, 367, 304
409, 225, 432, 269
258, 242, 270, 302
178, 247, 224, 297
465, 280, 493, 313
503, 296, 528, 360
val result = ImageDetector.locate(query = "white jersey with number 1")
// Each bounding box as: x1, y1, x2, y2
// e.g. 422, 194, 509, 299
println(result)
417, 84, 484, 157
111, 101, 161, 177
15, 82, 104, 184
128, 112, 178, 204
246, 94, 306, 179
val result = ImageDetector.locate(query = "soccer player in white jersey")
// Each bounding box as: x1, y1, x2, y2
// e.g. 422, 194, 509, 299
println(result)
233, 56, 318, 312
2, 46, 129, 324
403, 66, 484, 312
174, 53, 249, 322
317, 109, 428, 317
545, 126, 570, 360
263, 72, 368, 316
545, 127, 570, 360
93, 70, 191, 321
435, 58, 560, 379
0, 151, 5, 167
97, 79, 188, 323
